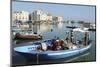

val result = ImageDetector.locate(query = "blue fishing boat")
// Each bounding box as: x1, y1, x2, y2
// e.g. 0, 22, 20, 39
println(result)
14, 28, 92, 60
14, 39, 92, 60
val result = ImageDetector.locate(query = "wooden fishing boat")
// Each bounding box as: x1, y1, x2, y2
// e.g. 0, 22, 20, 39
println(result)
14, 28, 92, 60
14, 33, 42, 40
14, 39, 92, 60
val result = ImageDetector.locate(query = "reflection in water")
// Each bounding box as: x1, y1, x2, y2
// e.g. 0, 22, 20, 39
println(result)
38, 50, 91, 64
58, 22, 63, 29
32, 24, 39, 34
32, 22, 64, 34
31, 22, 65, 39
39, 23, 53, 33
32, 22, 53, 34
64, 52, 90, 63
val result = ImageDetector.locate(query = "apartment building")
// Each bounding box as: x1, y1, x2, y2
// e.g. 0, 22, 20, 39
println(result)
12, 11, 29, 23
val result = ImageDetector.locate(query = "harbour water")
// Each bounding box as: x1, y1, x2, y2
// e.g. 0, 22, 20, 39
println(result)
12, 22, 96, 66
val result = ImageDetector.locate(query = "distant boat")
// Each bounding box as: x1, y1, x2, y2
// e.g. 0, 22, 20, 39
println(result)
66, 26, 78, 29
14, 33, 42, 40
14, 39, 92, 60
88, 28, 96, 31
73, 28, 89, 32
89, 23, 96, 31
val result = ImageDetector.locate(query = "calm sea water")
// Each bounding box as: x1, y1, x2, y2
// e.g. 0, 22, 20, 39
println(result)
12, 22, 96, 66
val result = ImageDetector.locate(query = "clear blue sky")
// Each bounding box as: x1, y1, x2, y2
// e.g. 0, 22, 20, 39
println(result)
12, 1, 95, 23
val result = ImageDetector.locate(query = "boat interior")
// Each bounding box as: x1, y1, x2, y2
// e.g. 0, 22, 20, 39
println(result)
29, 39, 88, 52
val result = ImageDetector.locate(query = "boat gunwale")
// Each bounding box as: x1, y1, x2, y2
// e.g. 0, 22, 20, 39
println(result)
14, 43, 92, 55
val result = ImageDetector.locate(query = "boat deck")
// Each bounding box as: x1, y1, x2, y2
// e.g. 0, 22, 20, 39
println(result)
30, 49, 53, 52
29, 41, 81, 52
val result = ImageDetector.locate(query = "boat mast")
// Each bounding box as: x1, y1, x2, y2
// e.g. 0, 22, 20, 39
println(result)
72, 28, 89, 46
70, 30, 74, 43
84, 32, 89, 46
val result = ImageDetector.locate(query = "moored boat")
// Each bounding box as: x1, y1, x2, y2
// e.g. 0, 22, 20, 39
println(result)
66, 26, 78, 29
14, 28, 92, 60
88, 28, 96, 31
14, 39, 92, 60
14, 33, 43, 40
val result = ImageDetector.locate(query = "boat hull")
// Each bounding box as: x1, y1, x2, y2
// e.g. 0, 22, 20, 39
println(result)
14, 33, 42, 40
66, 26, 77, 29
14, 42, 92, 60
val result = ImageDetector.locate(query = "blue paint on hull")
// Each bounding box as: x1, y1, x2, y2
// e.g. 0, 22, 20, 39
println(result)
14, 39, 92, 60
